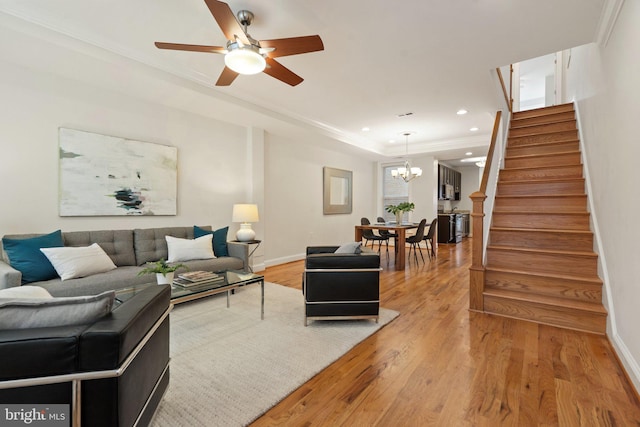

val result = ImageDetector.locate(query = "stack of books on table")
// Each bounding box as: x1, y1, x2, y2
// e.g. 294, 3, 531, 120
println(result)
173, 271, 224, 288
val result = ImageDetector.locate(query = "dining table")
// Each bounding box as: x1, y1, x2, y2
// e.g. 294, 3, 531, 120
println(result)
355, 223, 419, 270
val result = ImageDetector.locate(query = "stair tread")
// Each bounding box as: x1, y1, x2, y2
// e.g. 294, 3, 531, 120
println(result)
492, 211, 589, 216
510, 118, 576, 129
484, 289, 607, 314
512, 103, 574, 117
495, 194, 586, 199
504, 150, 581, 160
487, 244, 597, 257
507, 138, 579, 147
485, 266, 602, 284
509, 128, 577, 139
499, 177, 584, 184
490, 226, 592, 235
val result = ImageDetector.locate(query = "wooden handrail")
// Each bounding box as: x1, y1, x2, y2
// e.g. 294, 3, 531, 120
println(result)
469, 110, 503, 311
496, 67, 513, 113
479, 110, 502, 193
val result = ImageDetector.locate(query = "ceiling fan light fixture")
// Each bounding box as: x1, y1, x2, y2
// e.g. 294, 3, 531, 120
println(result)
224, 46, 266, 75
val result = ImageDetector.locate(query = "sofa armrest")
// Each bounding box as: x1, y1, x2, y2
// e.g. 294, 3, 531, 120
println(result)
227, 241, 249, 271
306, 246, 339, 255
79, 285, 171, 371
0, 260, 21, 289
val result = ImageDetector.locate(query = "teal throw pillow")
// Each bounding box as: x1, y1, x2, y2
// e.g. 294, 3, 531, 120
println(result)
193, 226, 229, 257
2, 230, 64, 284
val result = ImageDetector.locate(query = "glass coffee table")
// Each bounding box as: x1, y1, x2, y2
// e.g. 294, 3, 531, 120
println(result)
116, 270, 265, 319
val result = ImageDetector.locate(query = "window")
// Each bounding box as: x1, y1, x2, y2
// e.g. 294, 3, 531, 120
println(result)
382, 165, 408, 222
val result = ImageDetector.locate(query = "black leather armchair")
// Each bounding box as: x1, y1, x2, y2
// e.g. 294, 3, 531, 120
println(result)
303, 246, 381, 326
0, 285, 171, 427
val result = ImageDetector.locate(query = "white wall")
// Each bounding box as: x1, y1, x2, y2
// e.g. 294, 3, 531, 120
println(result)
264, 133, 377, 265
563, 0, 640, 392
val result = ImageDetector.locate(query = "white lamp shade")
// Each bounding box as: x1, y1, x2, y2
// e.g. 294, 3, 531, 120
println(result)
232, 204, 259, 223
224, 49, 266, 75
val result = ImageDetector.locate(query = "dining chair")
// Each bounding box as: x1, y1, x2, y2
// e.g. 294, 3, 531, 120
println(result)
406, 218, 427, 264
422, 218, 438, 260
361, 217, 389, 256
377, 216, 398, 253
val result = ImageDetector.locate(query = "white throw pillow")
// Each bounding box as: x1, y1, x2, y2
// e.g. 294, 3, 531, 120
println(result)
0, 285, 53, 299
40, 243, 117, 281
0, 290, 115, 329
166, 234, 215, 262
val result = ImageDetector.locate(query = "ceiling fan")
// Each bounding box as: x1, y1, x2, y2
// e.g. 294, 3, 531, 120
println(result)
155, 0, 324, 87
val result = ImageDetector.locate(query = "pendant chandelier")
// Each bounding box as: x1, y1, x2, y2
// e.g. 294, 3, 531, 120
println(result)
391, 132, 422, 182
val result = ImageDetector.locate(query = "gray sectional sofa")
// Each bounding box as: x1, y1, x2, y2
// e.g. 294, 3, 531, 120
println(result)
0, 226, 248, 297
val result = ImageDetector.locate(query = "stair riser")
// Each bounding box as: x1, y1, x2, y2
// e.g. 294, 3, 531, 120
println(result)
509, 130, 578, 146
486, 248, 598, 277
483, 295, 606, 334
512, 104, 575, 120
492, 213, 590, 230
499, 165, 583, 181
511, 111, 576, 128
485, 270, 602, 302
489, 229, 593, 251
497, 180, 584, 196
509, 120, 576, 137
504, 152, 581, 169
507, 140, 579, 157
494, 195, 587, 212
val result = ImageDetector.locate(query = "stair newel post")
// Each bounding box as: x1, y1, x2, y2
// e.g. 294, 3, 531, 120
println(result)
469, 191, 487, 311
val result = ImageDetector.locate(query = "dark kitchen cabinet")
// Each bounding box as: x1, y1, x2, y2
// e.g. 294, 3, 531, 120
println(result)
438, 165, 462, 200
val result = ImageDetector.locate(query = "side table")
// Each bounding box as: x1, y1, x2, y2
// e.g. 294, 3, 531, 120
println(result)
232, 239, 262, 272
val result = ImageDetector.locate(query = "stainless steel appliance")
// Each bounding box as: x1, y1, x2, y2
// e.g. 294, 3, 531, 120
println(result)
454, 214, 463, 243
437, 213, 463, 243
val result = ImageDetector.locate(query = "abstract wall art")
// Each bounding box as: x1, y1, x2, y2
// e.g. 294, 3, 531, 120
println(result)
59, 128, 177, 216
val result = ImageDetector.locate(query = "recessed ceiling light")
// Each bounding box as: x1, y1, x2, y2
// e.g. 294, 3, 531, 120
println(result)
465, 152, 473, 156
470, 127, 479, 132
362, 127, 370, 132
389, 139, 396, 143
461, 156, 486, 163
457, 109, 468, 115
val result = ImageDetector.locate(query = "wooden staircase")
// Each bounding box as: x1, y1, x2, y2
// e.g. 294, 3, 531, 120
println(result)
483, 103, 607, 334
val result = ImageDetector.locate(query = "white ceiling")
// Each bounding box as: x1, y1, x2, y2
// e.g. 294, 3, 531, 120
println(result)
0, 0, 605, 164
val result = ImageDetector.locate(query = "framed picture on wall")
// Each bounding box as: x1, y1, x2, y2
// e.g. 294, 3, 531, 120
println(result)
58, 128, 178, 216
323, 166, 352, 214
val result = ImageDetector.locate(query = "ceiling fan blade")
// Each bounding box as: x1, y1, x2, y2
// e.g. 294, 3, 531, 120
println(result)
260, 35, 324, 58
155, 42, 226, 53
204, 0, 250, 45
216, 66, 239, 86
263, 57, 304, 86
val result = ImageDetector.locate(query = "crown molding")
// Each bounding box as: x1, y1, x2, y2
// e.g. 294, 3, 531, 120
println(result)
596, 0, 625, 47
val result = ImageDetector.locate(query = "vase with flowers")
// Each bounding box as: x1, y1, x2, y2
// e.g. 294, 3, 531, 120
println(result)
385, 202, 415, 224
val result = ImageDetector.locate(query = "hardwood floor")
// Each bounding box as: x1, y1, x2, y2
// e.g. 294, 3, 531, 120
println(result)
251, 238, 640, 426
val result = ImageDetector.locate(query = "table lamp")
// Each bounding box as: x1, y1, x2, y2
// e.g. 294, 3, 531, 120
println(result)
232, 204, 259, 242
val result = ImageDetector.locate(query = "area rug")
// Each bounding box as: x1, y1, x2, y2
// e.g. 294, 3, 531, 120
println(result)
150, 281, 399, 427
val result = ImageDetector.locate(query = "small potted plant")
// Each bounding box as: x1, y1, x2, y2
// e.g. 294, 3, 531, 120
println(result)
138, 259, 188, 285
385, 202, 415, 224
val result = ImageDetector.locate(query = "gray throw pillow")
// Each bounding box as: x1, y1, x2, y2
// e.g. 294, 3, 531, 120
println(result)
0, 290, 115, 329
334, 242, 362, 254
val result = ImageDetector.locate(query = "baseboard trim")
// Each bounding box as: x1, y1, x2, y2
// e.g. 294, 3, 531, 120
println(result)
608, 333, 640, 400
265, 253, 305, 268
